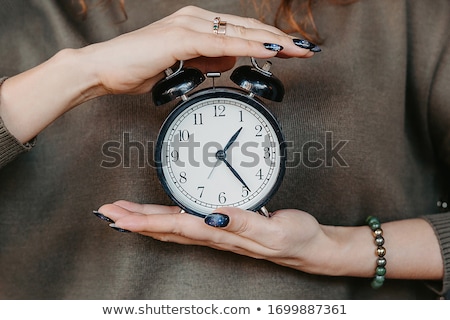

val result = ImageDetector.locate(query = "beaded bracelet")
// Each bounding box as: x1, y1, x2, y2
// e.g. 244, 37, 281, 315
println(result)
366, 216, 387, 289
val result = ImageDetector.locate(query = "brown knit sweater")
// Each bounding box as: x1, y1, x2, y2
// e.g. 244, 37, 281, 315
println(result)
0, 0, 449, 299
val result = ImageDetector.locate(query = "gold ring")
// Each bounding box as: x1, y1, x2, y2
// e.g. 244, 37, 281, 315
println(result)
213, 17, 227, 35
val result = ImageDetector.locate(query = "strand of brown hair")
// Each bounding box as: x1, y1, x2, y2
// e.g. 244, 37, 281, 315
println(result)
252, 0, 357, 43
76, 0, 127, 20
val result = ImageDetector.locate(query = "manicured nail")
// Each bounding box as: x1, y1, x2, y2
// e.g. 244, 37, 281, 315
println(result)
293, 38, 321, 52
204, 213, 230, 228
92, 210, 115, 223
293, 38, 312, 48
309, 45, 322, 52
109, 223, 131, 233
264, 43, 283, 52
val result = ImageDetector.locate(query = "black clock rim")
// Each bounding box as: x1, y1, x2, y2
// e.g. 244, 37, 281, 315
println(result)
154, 87, 286, 218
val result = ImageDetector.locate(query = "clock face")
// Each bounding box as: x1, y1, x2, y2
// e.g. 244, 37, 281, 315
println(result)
155, 88, 285, 217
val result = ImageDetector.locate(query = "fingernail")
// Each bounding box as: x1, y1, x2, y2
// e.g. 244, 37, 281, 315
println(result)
310, 45, 322, 52
293, 38, 313, 49
293, 38, 321, 52
264, 43, 283, 52
92, 210, 115, 223
109, 223, 131, 233
204, 213, 230, 228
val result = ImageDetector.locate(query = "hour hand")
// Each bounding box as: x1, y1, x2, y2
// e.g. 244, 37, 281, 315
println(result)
222, 158, 251, 192
224, 127, 243, 152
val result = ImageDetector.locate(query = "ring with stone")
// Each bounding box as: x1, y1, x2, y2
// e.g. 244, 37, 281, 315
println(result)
213, 17, 227, 35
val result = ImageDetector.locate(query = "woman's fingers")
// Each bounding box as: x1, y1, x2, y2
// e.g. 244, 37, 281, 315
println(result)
157, 7, 313, 60
182, 26, 313, 59
96, 202, 279, 255
96, 199, 323, 268
97, 201, 180, 220
113, 200, 181, 215
180, 5, 319, 56
91, 6, 318, 95
173, 6, 288, 37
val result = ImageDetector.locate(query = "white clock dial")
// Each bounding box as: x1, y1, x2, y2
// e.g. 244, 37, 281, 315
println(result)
156, 89, 285, 217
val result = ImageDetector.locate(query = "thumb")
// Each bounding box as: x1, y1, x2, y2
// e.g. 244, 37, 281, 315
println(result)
204, 207, 271, 236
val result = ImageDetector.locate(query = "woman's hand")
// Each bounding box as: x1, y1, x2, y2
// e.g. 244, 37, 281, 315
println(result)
97, 200, 338, 275
96, 200, 444, 280
84, 5, 315, 96
0, 6, 316, 144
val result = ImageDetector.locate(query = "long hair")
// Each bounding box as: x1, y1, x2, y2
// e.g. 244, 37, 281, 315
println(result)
252, 0, 358, 43
77, 0, 127, 20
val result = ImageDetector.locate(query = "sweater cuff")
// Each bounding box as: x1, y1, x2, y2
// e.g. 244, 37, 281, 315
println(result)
422, 212, 450, 296
0, 77, 36, 168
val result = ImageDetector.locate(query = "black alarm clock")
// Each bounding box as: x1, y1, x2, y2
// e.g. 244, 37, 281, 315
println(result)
152, 58, 286, 218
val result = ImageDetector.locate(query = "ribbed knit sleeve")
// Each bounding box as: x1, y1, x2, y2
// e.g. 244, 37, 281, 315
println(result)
423, 1, 450, 296
422, 213, 450, 296
0, 77, 35, 168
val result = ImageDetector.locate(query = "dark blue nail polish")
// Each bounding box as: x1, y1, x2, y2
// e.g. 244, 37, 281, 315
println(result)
93, 210, 115, 223
293, 38, 321, 52
109, 223, 131, 233
293, 38, 312, 48
309, 45, 322, 52
264, 43, 283, 52
204, 213, 230, 228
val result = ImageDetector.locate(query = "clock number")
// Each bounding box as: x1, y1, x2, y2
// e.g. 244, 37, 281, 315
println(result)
239, 110, 244, 122
256, 169, 264, 180
179, 171, 187, 184
255, 125, 263, 137
214, 105, 226, 117
194, 113, 203, 125
241, 186, 249, 197
178, 129, 190, 141
197, 186, 205, 198
263, 147, 271, 159
170, 150, 179, 162
218, 192, 227, 204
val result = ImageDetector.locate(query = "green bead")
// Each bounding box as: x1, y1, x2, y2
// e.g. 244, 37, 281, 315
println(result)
370, 275, 385, 289
371, 279, 383, 289
366, 216, 381, 230
376, 266, 386, 276
366, 216, 378, 224
374, 275, 385, 282
370, 222, 381, 230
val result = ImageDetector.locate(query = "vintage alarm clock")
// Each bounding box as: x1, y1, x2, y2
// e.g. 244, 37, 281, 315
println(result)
152, 58, 286, 218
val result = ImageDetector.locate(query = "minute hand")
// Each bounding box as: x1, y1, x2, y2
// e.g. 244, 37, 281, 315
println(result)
222, 158, 251, 192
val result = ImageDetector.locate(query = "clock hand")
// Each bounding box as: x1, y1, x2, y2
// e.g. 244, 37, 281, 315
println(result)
207, 149, 226, 179
207, 159, 220, 179
223, 127, 243, 152
222, 158, 251, 192
207, 127, 242, 179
